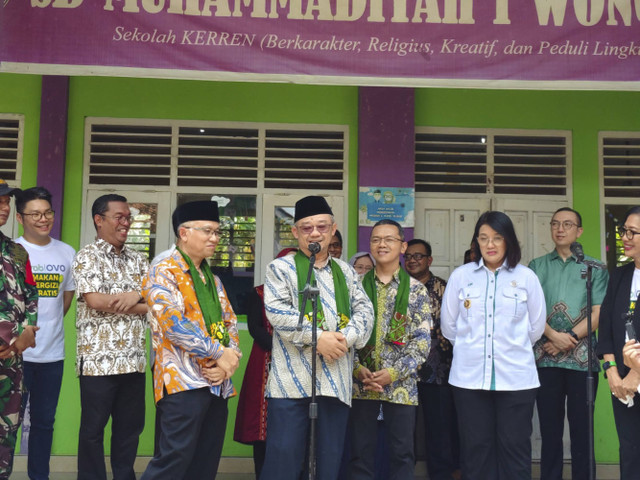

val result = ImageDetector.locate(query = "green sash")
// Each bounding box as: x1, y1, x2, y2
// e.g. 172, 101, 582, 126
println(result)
294, 250, 350, 331
177, 246, 230, 346
359, 268, 410, 369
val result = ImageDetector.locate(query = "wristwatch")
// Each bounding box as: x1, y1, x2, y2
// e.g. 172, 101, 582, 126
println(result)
603, 361, 617, 379
567, 329, 579, 341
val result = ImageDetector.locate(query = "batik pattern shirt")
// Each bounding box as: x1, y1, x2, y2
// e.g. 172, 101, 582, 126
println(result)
353, 269, 432, 406
529, 250, 609, 371
144, 249, 240, 403
264, 255, 373, 407
0, 232, 38, 349
73, 238, 148, 376
418, 275, 453, 385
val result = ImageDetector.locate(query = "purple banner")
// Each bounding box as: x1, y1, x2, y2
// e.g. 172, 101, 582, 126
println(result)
1, 0, 639, 86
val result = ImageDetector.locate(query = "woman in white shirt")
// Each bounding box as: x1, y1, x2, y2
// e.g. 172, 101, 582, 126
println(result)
441, 211, 546, 480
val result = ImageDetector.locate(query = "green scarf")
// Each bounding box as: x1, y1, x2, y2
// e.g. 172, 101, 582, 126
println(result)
177, 246, 229, 346
294, 250, 351, 331
359, 268, 410, 369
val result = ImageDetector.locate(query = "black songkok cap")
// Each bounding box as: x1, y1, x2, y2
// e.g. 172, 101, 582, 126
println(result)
172, 200, 220, 236
294, 196, 333, 223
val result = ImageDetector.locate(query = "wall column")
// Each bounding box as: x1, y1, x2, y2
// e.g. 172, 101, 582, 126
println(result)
357, 87, 415, 251
36, 75, 69, 240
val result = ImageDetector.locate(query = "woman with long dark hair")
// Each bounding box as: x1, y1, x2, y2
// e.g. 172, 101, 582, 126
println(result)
597, 206, 640, 479
441, 211, 546, 479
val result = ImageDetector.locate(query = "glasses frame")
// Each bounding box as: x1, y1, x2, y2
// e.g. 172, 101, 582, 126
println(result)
100, 214, 134, 225
183, 226, 222, 238
550, 220, 579, 230
296, 223, 333, 235
370, 236, 403, 245
19, 210, 55, 221
403, 253, 429, 261
618, 226, 640, 240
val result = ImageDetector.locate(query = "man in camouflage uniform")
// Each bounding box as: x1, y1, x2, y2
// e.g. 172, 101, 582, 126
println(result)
0, 179, 38, 479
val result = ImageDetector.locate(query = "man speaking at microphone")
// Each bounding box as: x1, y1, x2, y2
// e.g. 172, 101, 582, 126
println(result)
529, 207, 609, 480
260, 196, 373, 480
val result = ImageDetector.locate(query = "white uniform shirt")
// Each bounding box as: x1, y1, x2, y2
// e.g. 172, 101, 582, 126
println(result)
441, 259, 546, 391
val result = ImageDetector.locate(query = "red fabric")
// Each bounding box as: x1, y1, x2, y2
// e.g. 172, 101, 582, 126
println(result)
25, 258, 37, 286
234, 286, 271, 444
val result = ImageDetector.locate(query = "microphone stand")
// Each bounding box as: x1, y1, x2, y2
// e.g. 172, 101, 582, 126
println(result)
296, 250, 320, 480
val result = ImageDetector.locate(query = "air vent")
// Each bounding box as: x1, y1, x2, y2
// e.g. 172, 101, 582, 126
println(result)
602, 136, 640, 198
264, 130, 345, 190
89, 124, 172, 185
494, 135, 567, 195
0, 117, 21, 182
415, 133, 487, 193
178, 127, 259, 188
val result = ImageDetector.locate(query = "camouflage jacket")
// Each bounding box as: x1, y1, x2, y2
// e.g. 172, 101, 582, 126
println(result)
0, 232, 38, 348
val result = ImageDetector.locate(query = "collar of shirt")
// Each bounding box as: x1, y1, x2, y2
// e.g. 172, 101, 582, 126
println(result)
374, 266, 402, 285
549, 249, 577, 264
474, 257, 510, 273
94, 237, 132, 257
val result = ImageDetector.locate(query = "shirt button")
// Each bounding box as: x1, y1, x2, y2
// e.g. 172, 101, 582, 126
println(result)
489, 296, 493, 299
488, 334, 491, 337
489, 314, 492, 317
488, 355, 491, 358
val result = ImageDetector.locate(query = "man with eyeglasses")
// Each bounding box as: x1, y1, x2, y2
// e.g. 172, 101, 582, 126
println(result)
348, 220, 431, 480
72, 193, 149, 480
15, 187, 75, 480
404, 239, 460, 480
0, 179, 38, 480
529, 207, 609, 480
141, 200, 241, 479
261, 196, 373, 480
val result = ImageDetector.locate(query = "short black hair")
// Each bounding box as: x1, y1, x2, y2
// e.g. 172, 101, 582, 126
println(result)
553, 207, 582, 227
333, 229, 343, 246
16, 186, 52, 213
407, 238, 432, 256
371, 219, 404, 240
623, 207, 640, 225
91, 194, 127, 230
471, 211, 521, 269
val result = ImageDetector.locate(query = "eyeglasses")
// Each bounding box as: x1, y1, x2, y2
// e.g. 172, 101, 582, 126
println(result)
296, 223, 333, 235
184, 226, 222, 237
619, 226, 640, 240
550, 220, 579, 230
370, 236, 402, 245
100, 214, 134, 225
404, 253, 429, 261
477, 235, 504, 246
20, 210, 55, 221
329, 242, 342, 249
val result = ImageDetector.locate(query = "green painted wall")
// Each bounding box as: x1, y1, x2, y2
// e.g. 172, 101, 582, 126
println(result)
415, 87, 640, 464
0, 74, 41, 189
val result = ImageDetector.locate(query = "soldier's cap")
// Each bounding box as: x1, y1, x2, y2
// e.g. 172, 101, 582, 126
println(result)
0, 179, 21, 197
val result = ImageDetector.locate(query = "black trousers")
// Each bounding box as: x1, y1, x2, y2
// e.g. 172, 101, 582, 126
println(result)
77, 373, 146, 480
348, 399, 416, 480
452, 386, 537, 480
418, 382, 460, 480
611, 389, 640, 480
536, 367, 598, 480
141, 387, 228, 480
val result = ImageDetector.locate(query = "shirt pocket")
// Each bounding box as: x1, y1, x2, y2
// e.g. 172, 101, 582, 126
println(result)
458, 287, 482, 320
502, 286, 528, 319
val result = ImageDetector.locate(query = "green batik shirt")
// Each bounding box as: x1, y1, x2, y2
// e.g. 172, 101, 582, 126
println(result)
529, 250, 609, 371
353, 268, 432, 405
0, 232, 38, 353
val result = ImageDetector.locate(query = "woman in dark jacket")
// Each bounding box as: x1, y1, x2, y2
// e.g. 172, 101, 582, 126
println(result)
597, 206, 640, 479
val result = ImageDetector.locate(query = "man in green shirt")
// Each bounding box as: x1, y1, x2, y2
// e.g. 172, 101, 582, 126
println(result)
529, 207, 609, 480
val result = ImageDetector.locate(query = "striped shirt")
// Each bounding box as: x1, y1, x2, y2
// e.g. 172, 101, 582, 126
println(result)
264, 255, 374, 406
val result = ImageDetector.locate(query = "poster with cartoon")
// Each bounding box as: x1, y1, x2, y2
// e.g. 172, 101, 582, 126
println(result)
359, 187, 414, 227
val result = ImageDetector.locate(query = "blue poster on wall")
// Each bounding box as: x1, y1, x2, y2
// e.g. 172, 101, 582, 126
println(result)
359, 187, 414, 227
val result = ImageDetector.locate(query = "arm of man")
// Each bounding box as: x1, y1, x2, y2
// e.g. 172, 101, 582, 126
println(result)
383, 283, 432, 384
63, 290, 75, 316
83, 291, 147, 314
569, 267, 609, 339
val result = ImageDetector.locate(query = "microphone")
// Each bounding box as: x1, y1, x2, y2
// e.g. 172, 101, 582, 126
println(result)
308, 242, 321, 254
570, 242, 585, 262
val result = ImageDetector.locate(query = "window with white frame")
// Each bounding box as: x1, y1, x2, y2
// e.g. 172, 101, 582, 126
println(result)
0, 114, 24, 238
84, 118, 348, 313
600, 132, 640, 268
415, 128, 571, 196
